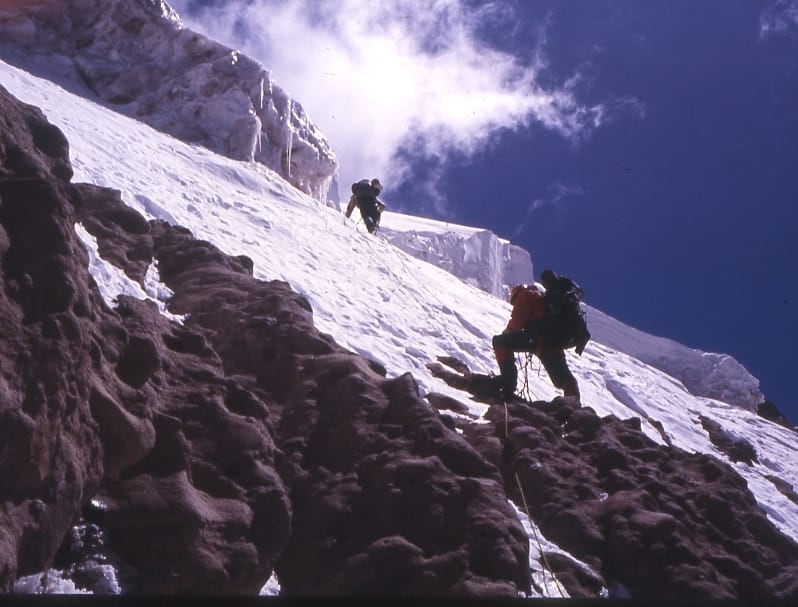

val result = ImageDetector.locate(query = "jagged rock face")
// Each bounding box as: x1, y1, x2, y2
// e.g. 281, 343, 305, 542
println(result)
141, 218, 531, 596
0, 84, 103, 589
1, 84, 530, 596
0, 0, 337, 200
0, 83, 291, 594
758, 401, 796, 431
429, 360, 798, 599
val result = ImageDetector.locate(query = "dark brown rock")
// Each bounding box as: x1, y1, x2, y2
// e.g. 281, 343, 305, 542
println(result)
0, 83, 529, 596
0, 85, 102, 590
144, 221, 531, 595
1, 83, 290, 594
700, 415, 758, 465
433, 362, 798, 600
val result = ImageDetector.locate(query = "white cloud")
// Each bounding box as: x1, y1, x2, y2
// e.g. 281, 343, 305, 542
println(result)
169, 0, 607, 210
509, 181, 585, 240
759, 0, 798, 39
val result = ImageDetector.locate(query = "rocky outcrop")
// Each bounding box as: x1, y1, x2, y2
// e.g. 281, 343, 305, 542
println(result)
699, 415, 758, 465
0, 82, 290, 594
757, 400, 795, 430
428, 362, 798, 599
0, 78, 102, 592
1, 83, 528, 596
0, 0, 337, 200
96, 205, 529, 597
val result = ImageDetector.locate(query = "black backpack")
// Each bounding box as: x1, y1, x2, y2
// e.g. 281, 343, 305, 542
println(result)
544, 276, 591, 354
352, 179, 376, 200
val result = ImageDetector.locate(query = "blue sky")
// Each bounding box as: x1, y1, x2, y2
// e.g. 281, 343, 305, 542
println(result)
431, 1, 798, 421
174, 0, 797, 421
442, 0, 798, 422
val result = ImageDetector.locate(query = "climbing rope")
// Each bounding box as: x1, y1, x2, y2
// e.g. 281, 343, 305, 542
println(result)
517, 352, 541, 402
514, 470, 566, 598
502, 400, 567, 598
350, 211, 563, 597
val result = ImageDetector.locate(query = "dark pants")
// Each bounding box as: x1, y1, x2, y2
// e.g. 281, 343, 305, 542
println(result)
358, 200, 382, 233
492, 331, 578, 397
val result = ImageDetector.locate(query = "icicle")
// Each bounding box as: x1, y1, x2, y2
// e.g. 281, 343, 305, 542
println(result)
256, 75, 265, 111
318, 175, 333, 206
284, 97, 293, 179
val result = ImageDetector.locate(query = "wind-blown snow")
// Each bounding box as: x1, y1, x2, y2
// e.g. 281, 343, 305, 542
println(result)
2, 58, 797, 593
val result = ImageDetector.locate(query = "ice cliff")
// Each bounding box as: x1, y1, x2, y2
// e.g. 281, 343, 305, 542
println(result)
0, 0, 337, 200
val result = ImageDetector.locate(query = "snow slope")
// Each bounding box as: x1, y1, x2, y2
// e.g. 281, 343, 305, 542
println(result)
2, 55, 797, 558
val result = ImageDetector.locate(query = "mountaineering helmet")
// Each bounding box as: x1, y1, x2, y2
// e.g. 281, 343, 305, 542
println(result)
371, 178, 383, 192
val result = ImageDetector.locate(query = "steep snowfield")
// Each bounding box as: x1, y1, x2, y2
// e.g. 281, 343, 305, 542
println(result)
2, 58, 797, 550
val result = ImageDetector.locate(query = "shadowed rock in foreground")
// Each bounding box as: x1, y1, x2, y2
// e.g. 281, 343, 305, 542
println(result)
429, 361, 798, 599
0, 83, 529, 596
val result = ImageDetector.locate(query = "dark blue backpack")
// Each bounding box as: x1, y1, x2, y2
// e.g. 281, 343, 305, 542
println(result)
544, 276, 590, 354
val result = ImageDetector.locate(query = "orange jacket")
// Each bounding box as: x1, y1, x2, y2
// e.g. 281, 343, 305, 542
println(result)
495, 284, 547, 365
506, 284, 547, 332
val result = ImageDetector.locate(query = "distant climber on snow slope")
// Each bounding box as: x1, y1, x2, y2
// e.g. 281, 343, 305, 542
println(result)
346, 178, 386, 234
492, 269, 591, 401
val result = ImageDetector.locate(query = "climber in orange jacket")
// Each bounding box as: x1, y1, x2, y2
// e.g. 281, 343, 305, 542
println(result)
492, 279, 580, 401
